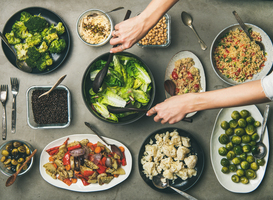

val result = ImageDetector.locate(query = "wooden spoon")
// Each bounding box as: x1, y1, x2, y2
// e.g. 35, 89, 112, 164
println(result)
6, 149, 37, 187
38, 75, 66, 98
164, 80, 176, 96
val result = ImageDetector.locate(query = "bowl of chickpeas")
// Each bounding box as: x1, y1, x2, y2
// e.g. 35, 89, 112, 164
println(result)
137, 13, 171, 48
0, 140, 34, 176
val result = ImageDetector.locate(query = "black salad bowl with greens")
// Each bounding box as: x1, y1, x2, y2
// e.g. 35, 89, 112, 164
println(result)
82, 52, 155, 125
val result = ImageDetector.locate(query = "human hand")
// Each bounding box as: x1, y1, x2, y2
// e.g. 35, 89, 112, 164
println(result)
146, 95, 193, 124
109, 15, 147, 53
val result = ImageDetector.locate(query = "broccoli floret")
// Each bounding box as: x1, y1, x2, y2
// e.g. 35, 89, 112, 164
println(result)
20, 11, 32, 22
5, 31, 21, 45
25, 33, 42, 47
43, 28, 58, 45
48, 39, 66, 53
12, 21, 30, 39
41, 27, 49, 38
14, 43, 29, 60
36, 52, 53, 71
38, 41, 48, 53
27, 46, 41, 61
25, 58, 38, 68
24, 15, 48, 33
54, 22, 65, 35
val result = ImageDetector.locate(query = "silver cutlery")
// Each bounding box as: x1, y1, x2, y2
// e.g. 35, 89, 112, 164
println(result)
10, 78, 19, 133
0, 85, 8, 140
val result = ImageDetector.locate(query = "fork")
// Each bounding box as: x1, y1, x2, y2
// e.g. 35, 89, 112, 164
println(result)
0, 85, 8, 140
10, 78, 19, 134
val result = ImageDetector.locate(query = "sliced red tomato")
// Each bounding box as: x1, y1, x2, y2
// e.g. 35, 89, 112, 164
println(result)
171, 71, 178, 80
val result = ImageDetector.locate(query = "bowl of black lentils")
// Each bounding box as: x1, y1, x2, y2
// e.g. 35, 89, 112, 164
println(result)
26, 85, 71, 129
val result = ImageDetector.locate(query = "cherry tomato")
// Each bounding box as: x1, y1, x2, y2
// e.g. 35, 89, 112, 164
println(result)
172, 71, 178, 80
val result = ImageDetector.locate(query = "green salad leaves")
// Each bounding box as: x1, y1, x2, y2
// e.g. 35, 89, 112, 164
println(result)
89, 55, 152, 122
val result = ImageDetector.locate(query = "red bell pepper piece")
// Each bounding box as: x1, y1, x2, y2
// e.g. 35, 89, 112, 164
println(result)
63, 178, 72, 186
101, 157, 107, 166
63, 151, 70, 166
121, 152, 126, 166
67, 144, 82, 151
46, 146, 60, 153
97, 164, 106, 174
83, 170, 95, 177
81, 178, 90, 186
48, 149, 59, 156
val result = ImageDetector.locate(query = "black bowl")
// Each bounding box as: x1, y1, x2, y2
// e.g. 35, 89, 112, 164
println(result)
2, 7, 71, 74
138, 127, 205, 193
81, 52, 155, 125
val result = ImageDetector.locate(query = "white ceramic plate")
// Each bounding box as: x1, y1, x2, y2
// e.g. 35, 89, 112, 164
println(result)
39, 134, 132, 192
210, 105, 269, 193
210, 23, 273, 85
164, 50, 206, 118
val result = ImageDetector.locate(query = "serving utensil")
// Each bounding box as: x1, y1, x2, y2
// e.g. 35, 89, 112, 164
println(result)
107, 105, 147, 113
88, 6, 124, 17
10, 78, 19, 133
6, 149, 37, 187
252, 104, 269, 159
0, 32, 32, 73
38, 75, 67, 98
92, 10, 132, 93
232, 11, 265, 51
164, 80, 176, 96
181, 12, 207, 51
0, 85, 8, 140
152, 174, 198, 200
84, 122, 123, 159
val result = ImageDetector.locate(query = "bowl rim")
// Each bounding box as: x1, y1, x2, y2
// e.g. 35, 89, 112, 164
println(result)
81, 51, 156, 125
76, 8, 114, 47
0, 140, 34, 176
26, 85, 71, 129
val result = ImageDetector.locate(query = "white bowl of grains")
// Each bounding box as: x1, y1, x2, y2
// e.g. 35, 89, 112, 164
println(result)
76, 9, 114, 47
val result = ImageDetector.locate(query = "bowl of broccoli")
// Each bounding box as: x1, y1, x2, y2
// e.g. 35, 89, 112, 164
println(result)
82, 52, 155, 125
2, 7, 70, 74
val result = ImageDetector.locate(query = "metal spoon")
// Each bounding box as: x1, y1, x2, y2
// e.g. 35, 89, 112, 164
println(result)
92, 10, 132, 93
232, 11, 265, 51
181, 12, 207, 51
252, 104, 269, 159
84, 122, 123, 159
88, 7, 124, 17
152, 174, 198, 200
38, 74, 67, 98
0, 32, 32, 73
6, 149, 37, 187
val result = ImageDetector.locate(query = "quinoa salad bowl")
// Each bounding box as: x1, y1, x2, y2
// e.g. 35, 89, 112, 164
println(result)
210, 23, 273, 85
138, 127, 205, 193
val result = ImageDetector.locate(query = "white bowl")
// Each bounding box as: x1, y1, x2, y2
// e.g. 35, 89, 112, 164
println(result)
76, 9, 113, 47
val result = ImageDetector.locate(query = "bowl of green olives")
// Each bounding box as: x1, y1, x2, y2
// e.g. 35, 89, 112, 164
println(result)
0, 140, 34, 176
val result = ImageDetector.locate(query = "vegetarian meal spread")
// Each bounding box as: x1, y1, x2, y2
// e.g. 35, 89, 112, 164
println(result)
170, 58, 201, 95
218, 109, 265, 184
5, 11, 67, 71
43, 137, 127, 186
79, 12, 111, 44
213, 28, 267, 82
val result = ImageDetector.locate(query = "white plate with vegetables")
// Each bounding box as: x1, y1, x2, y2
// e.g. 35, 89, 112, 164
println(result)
39, 134, 132, 192
210, 105, 269, 193
164, 50, 206, 118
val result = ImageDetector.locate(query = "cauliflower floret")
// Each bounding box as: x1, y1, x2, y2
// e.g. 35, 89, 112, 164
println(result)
184, 155, 198, 169
177, 146, 190, 160
162, 144, 176, 157
181, 136, 191, 147
145, 144, 157, 157
143, 162, 158, 178
177, 168, 188, 180
169, 161, 183, 173
163, 169, 173, 180
171, 134, 181, 147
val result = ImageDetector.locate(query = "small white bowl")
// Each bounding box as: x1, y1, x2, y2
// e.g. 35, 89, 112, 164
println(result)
76, 9, 113, 47
26, 85, 71, 129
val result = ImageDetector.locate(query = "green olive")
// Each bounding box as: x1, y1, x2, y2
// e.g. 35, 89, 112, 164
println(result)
218, 134, 229, 144
240, 176, 249, 184
5, 143, 13, 151
246, 155, 255, 163
242, 145, 251, 153
3, 158, 11, 165
245, 124, 256, 135
254, 121, 261, 127
227, 151, 236, 160
16, 164, 21, 172
242, 135, 251, 143
11, 148, 18, 156
237, 169, 245, 177
238, 118, 247, 128
233, 145, 243, 155
234, 127, 245, 136
225, 128, 234, 136
250, 162, 259, 171
251, 146, 259, 155
232, 157, 241, 165
231, 135, 241, 145
22, 164, 28, 171
245, 169, 256, 179
251, 133, 259, 141
239, 153, 247, 161
256, 158, 266, 166
13, 141, 21, 148
17, 158, 24, 163
18, 145, 26, 153
221, 121, 230, 130
229, 164, 237, 172
246, 116, 255, 124
11, 159, 18, 165
229, 119, 238, 129
218, 147, 228, 156
1, 156, 6, 163
240, 110, 250, 118
221, 166, 229, 174
1, 149, 9, 157
24, 144, 31, 155
231, 174, 240, 183
231, 111, 241, 120
225, 142, 234, 151
221, 158, 230, 167
249, 141, 257, 146
241, 161, 250, 170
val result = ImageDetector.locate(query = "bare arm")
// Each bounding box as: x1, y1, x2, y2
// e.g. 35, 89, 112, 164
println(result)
110, 0, 178, 53
147, 80, 270, 124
